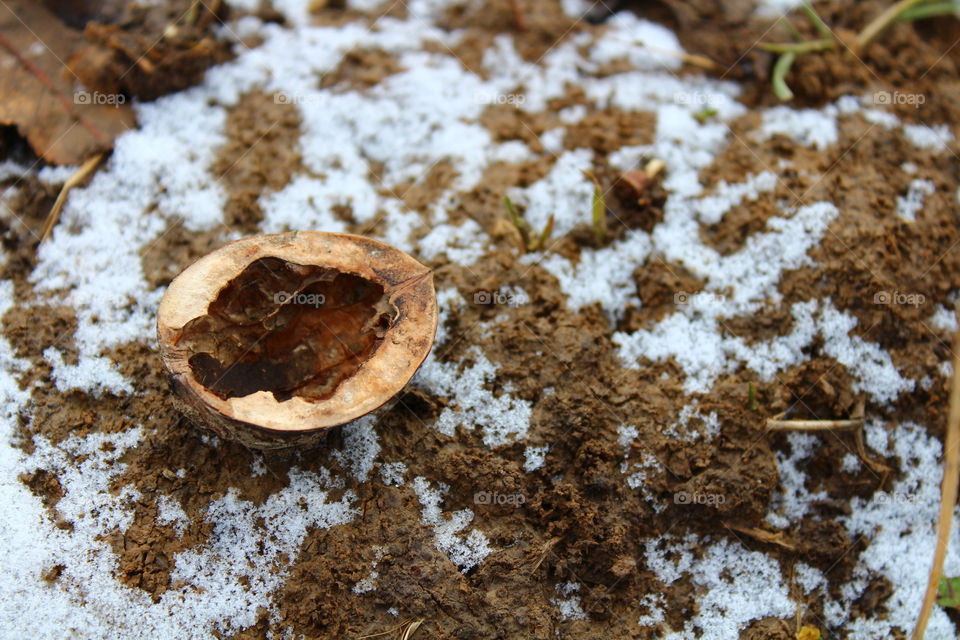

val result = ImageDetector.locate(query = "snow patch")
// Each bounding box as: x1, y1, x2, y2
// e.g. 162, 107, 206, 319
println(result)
411, 477, 493, 572
416, 347, 532, 447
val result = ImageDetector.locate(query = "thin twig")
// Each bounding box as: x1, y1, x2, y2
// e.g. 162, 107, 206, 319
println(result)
41, 153, 105, 243
644, 158, 665, 179
912, 305, 960, 639
765, 412, 864, 431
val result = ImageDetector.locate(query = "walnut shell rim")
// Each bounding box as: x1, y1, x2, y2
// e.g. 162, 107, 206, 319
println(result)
157, 231, 437, 448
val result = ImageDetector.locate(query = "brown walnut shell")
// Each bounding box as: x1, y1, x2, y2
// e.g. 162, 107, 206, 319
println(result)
156, 231, 437, 449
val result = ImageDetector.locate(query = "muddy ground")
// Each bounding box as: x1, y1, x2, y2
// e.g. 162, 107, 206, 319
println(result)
3, 0, 960, 638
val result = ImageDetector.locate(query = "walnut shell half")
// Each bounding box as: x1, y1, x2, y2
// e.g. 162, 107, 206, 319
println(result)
157, 231, 437, 449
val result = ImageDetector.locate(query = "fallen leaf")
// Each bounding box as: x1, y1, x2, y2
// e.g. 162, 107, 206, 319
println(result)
0, 0, 134, 165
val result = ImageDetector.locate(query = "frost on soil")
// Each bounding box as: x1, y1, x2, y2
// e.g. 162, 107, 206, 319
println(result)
0, 0, 957, 638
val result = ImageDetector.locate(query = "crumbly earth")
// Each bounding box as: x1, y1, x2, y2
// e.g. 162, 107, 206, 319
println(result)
3, 0, 960, 638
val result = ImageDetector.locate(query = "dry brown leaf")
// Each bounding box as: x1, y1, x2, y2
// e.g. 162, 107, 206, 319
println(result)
0, 0, 134, 165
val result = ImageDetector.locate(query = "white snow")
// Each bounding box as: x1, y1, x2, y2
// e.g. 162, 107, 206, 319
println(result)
840, 452, 861, 474
930, 304, 958, 334
794, 562, 826, 596
769, 420, 960, 638
636, 593, 666, 627
663, 403, 720, 442
590, 13, 684, 72
508, 149, 595, 238
260, 175, 352, 234
352, 546, 384, 594
156, 494, 190, 536
896, 178, 935, 222
523, 445, 549, 472
379, 461, 407, 486
645, 534, 794, 638
331, 414, 381, 482
755, 0, 806, 17
903, 123, 953, 151
552, 582, 588, 621
693, 171, 778, 225
663, 538, 795, 639
416, 346, 532, 447
616, 296, 911, 403
411, 477, 493, 572
766, 432, 829, 526
0, 0, 955, 636
43, 346, 133, 396
759, 105, 839, 150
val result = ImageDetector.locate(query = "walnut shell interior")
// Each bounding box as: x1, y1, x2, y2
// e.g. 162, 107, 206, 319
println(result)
157, 232, 437, 448
178, 257, 394, 402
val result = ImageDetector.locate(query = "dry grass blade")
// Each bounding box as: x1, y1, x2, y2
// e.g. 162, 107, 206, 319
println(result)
357, 621, 406, 639
399, 619, 424, 640
610, 37, 719, 70
529, 536, 560, 573
41, 153, 104, 243
727, 524, 796, 550
355, 616, 424, 640
765, 412, 864, 431
854, 425, 891, 475
911, 306, 960, 639
857, 0, 927, 51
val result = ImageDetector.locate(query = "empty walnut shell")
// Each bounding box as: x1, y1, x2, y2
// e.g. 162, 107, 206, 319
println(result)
157, 231, 438, 449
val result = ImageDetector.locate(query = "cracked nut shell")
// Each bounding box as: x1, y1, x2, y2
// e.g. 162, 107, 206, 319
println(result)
157, 231, 438, 449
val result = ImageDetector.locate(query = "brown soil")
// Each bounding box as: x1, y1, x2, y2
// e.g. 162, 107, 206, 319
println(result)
4, 1, 960, 639
212, 90, 305, 232
320, 48, 406, 91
